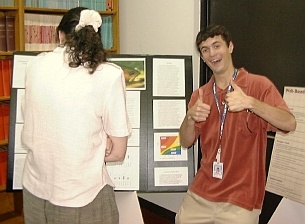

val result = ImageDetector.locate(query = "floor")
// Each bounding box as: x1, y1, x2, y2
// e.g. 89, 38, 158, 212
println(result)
0, 188, 24, 224
0, 214, 23, 224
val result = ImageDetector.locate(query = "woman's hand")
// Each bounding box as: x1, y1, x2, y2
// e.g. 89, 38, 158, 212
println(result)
105, 136, 113, 157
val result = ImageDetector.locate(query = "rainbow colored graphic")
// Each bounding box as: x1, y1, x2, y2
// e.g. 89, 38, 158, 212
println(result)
160, 136, 181, 155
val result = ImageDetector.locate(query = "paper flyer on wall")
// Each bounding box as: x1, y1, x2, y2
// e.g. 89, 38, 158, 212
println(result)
266, 86, 305, 204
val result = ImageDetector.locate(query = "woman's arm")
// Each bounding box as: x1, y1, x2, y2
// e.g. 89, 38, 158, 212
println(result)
104, 136, 128, 162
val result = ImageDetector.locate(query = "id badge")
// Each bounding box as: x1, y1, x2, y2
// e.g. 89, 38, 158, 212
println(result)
213, 161, 223, 179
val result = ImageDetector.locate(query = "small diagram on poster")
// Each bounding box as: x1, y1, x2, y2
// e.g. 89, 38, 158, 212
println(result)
153, 99, 186, 129
16, 89, 25, 123
126, 91, 141, 129
106, 147, 140, 191
12, 54, 35, 88
154, 167, 188, 186
13, 153, 27, 190
152, 58, 185, 97
14, 123, 28, 154
154, 132, 188, 161
109, 58, 146, 90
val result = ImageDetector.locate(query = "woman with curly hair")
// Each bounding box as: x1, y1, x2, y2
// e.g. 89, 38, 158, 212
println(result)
21, 7, 131, 224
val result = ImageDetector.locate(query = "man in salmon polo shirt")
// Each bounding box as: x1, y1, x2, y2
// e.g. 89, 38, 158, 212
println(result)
175, 24, 296, 224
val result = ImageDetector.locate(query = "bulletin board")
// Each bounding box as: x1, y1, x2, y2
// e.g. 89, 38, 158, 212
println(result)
7, 52, 195, 193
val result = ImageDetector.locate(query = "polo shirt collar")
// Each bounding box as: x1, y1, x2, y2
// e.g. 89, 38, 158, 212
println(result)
205, 67, 249, 94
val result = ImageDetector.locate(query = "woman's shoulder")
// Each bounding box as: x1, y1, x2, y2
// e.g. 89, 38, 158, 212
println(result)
101, 62, 122, 70
30, 47, 64, 63
96, 62, 123, 74
92, 62, 124, 83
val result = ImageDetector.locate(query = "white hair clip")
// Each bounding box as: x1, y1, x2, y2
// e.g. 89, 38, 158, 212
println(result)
75, 9, 102, 33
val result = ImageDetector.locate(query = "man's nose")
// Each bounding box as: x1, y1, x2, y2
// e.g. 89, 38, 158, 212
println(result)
209, 48, 216, 56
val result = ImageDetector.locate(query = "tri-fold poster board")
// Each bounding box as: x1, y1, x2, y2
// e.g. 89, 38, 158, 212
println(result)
7, 52, 195, 192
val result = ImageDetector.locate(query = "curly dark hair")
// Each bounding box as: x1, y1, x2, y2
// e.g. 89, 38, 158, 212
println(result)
196, 25, 232, 54
56, 7, 107, 74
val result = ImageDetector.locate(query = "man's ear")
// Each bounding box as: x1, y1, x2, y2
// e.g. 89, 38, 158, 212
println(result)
229, 41, 234, 53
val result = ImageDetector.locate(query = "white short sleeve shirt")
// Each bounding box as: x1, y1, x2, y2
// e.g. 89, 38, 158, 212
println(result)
22, 47, 131, 207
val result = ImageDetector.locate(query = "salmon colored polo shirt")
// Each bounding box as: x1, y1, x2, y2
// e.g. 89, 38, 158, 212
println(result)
189, 68, 291, 210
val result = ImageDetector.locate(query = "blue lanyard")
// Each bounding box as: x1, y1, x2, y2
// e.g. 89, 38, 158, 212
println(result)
212, 69, 238, 140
